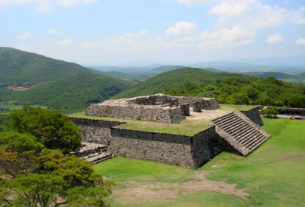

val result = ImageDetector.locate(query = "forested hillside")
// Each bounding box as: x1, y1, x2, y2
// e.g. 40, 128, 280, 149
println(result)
114, 68, 248, 98
8, 72, 136, 112
245, 72, 305, 84
165, 76, 305, 108
0, 47, 90, 85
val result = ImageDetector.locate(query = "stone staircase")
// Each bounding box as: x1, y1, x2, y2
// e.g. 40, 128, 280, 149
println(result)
210, 111, 270, 156
74, 142, 112, 164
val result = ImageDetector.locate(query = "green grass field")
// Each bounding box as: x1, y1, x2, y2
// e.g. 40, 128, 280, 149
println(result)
93, 118, 305, 207
70, 104, 255, 136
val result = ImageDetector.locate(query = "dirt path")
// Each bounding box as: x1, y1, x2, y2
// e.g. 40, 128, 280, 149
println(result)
111, 171, 249, 201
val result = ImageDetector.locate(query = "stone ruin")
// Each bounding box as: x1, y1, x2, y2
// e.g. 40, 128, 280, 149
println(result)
86, 94, 220, 123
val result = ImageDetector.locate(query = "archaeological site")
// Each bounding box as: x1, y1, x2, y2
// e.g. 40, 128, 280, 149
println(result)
70, 94, 270, 168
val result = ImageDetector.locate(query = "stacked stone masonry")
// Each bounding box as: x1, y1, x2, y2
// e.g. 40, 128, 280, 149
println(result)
70, 99, 268, 168
86, 94, 220, 123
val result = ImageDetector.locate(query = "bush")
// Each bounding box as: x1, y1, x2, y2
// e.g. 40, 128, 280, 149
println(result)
261, 107, 278, 118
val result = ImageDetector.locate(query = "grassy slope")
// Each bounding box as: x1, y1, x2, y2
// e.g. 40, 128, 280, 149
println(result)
94, 118, 305, 207
114, 68, 247, 98
10, 72, 136, 113
0, 47, 90, 85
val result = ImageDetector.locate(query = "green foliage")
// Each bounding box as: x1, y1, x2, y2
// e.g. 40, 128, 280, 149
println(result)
246, 71, 305, 84
0, 47, 91, 85
261, 107, 278, 118
100, 71, 153, 81
6, 149, 113, 207
0, 131, 43, 176
9, 72, 136, 113
5, 105, 81, 154
114, 68, 247, 98
0, 106, 113, 206
165, 75, 305, 108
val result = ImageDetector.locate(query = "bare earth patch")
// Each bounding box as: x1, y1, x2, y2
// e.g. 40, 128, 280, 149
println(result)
111, 171, 249, 201
2, 83, 42, 91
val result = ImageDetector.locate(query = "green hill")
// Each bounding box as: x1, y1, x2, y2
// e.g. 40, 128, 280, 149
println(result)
9, 72, 136, 112
0, 47, 91, 85
245, 72, 305, 84
99, 71, 153, 81
114, 68, 247, 98
150, 65, 185, 74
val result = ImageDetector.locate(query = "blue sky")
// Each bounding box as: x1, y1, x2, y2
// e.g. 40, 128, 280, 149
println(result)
1, 0, 305, 66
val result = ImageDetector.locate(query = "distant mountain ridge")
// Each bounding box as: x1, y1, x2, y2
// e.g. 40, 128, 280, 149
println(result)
0, 47, 90, 85
245, 72, 305, 84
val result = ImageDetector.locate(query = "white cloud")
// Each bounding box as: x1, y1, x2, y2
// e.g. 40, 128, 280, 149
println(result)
291, 7, 305, 24
125, 30, 148, 38
197, 26, 254, 46
82, 41, 100, 48
56, 0, 96, 7
266, 34, 284, 44
210, 0, 291, 28
210, 0, 253, 17
47, 28, 57, 35
35, 1, 51, 13
296, 38, 305, 45
17, 32, 32, 39
166, 21, 196, 35
56, 38, 73, 46
178, 0, 216, 6
0, 0, 96, 13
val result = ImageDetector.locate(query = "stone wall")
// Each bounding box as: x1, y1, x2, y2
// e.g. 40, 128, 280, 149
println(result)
275, 107, 305, 116
69, 117, 228, 168
110, 128, 195, 167
86, 94, 220, 124
171, 96, 220, 110
68, 117, 124, 146
70, 106, 259, 168
191, 127, 229, 167
86, 104, 185, 123
241, 106, 263, 126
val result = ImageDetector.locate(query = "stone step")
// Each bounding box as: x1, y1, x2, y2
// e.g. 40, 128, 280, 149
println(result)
75, 142, 106, 157
248, 137, 268, 151
241, 133, 263, 146
213, 113, 236, 125
225, 123, 252, 135
221, 118, 246, 130
85, 153, 113, 164
211, 111, 270, 156
233, 127, 259, 139
236, 130, 261, 143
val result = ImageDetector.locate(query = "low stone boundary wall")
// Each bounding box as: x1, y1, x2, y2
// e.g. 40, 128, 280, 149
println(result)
275, 107, 305, 116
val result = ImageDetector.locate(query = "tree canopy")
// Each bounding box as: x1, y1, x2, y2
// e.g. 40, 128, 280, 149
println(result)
0, 106, 113, 207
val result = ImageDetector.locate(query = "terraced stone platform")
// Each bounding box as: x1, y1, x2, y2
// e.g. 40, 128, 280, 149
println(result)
210, 111, 270, 156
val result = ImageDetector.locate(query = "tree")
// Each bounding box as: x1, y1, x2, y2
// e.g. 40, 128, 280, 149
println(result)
0, 106, 113, 206
5, 105, 81, 154
0, 131, 43, 177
